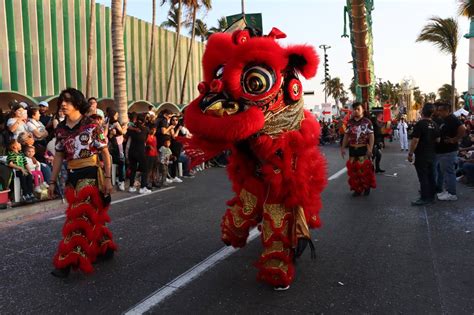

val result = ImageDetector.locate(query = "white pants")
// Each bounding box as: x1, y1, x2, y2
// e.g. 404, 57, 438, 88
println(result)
393, 129, 399, 140
400, 134, 408, 150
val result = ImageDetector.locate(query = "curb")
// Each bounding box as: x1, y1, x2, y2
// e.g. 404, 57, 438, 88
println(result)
0, 198, 65, 223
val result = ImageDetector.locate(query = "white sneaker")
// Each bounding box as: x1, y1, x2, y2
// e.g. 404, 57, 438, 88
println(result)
118, 181, 125, 191
139, 187, 151, 194
34, 186, 42, 194
166, 178, 173, 184
436, 191, 448, 199
438, 192, 458, 201
128, 187, 137, 193
172, 177, 183, 183
274, 285, 290, 291
41, 182, 49, 189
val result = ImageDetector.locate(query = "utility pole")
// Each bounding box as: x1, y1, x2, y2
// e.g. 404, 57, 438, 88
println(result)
241, 0, 245, 21
319, 44, 331, 104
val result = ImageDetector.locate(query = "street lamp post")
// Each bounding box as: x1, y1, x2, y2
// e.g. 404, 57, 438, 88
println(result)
319, 44, 331, 104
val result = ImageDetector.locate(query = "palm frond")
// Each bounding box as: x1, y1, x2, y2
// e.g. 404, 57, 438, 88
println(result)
416, 16, 459, 56
458, 0, 474, 17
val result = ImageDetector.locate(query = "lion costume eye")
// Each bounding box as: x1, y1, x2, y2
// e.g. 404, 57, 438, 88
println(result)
242, 65, 275, 95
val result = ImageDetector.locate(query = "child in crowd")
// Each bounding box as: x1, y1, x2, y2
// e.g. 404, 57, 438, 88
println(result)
7, 140, 36, 203
158, 136, 174, 188
24, 145, 48, 193
146, 126, 159, 189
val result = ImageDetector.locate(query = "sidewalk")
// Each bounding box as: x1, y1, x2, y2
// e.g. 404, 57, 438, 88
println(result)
0, 187, 175, 225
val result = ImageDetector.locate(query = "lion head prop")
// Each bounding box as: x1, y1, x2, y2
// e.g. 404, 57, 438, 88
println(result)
185, 27, 319, 148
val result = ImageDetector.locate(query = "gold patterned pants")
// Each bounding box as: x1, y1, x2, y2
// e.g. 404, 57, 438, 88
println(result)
221, 189, 295, 286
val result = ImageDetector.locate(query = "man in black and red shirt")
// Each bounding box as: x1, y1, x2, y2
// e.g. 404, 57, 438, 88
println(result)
341, 102, 376, 196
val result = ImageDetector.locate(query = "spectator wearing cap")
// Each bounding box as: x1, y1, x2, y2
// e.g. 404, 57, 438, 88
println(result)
87, 97, 105, 119
7, 104, 28, 140
38, 101, 53, 133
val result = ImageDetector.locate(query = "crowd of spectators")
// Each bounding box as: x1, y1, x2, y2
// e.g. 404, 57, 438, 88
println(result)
0, 99, 212, 206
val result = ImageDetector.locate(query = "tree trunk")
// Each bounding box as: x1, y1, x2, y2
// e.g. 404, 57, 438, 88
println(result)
86, 0, 96, 98
146, 0, 156, 100
165, 0, 182, 102
452, 54, 456, 112
112, 0, 128, 124
122, 0, 127, 28
180, 7, 196, 105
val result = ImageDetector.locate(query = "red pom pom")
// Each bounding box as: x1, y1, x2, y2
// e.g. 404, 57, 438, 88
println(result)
232, 30, 250, 45
210, 79, 224, 93
198, 81, 209, 94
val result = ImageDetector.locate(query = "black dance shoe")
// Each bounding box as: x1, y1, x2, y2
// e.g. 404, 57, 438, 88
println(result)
352, 191, 361, 197
363, 188, 371, 196
51, 266, 70, 278
375, 169, 386, 173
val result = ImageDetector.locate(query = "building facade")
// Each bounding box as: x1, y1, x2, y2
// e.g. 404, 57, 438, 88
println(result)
0, 0, 204, 108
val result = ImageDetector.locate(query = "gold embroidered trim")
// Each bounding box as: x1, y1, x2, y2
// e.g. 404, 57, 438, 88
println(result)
240, 189, 257, 215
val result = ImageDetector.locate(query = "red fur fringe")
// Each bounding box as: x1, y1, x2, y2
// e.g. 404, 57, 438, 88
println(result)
346, 158, 376, 193
53, 185, 116, 274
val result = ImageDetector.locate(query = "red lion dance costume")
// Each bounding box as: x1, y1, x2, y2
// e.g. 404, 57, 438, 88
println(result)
344, 115, 377, 195
185, 27, 327, 289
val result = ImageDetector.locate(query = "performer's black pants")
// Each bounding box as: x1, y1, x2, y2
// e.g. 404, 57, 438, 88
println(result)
373, 144, 382, 170
129, 152, 148, 188
349, 146, 367, 157
415, 158, 436, 201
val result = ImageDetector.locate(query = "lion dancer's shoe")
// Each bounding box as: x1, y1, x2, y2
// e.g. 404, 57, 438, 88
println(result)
346, 157, 376, 196
52, 185, 117, 278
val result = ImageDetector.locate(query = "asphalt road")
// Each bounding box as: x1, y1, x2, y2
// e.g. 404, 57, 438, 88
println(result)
0, 143, 472, 314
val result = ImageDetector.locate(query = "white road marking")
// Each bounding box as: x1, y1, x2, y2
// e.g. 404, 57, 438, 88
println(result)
328, 167, 347, 181
48, 187, 175, 221
124, 228, 260, 315
124, 167, 346, 314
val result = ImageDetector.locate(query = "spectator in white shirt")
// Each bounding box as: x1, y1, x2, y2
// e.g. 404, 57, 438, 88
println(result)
7, 104, 28, 140
398, 117, 409, 151
27, 107, 48, 142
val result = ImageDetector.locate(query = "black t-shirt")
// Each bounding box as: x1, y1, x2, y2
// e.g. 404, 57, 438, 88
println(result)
128, 125, 149, 154
155, 117, 169, 147
412, 118, 440, 160
435, 114, 462, 153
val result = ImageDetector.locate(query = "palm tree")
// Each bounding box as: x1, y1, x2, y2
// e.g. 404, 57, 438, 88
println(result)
324, 77, 345, 107
458, 1, 474, 95
428, 92, 437, 102
209, 16, 228, 34
160, 4, 182, 30
180, 0, 212, 104
438, 83, 455, 103
413, 86, 423, 110
85, 0, 96, 98
122, 0, 127, 28
193, 19, 209, 42
416, 16, 459, 111
111, 0, 128, 124
162, 0, 183, 102
146, 0, 157, 100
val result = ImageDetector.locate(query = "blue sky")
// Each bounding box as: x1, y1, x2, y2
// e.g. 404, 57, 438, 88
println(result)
97, 0, 471, 107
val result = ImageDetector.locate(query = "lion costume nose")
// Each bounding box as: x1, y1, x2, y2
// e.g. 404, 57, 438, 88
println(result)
210, 79, 224, 93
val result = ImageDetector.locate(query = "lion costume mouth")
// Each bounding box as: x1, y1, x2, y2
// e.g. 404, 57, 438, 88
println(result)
200, 89, 283, 117
200, 93, 241, 117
